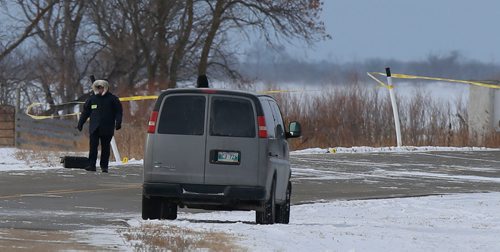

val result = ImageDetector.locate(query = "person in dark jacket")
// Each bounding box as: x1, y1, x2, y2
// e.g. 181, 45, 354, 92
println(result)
197, 74, 209, 88
77, 80, 123, 173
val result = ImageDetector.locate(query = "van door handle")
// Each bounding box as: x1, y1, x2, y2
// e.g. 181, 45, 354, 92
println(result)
268, 152, 278, 157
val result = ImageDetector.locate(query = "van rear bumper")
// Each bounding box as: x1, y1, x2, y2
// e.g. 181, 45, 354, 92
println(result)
143, 182, 266, 210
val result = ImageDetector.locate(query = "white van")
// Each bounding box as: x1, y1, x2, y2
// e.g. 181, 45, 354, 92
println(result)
143, 88, 301, 224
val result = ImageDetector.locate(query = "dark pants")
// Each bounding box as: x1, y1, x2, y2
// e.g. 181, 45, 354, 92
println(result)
89, 131, 113, 169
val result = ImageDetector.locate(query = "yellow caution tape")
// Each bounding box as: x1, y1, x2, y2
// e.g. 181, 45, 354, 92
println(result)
25, 102, 84, 120
25, 95, 159, 120
368, 72, 500, 89
25, 90, 318, 120
119, 95, 158, 102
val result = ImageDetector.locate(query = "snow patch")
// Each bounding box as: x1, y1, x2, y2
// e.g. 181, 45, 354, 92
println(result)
292, 146, 500, 155
74, 227, 129, 251
0, 147, 143, 172
127, 192, 500, 251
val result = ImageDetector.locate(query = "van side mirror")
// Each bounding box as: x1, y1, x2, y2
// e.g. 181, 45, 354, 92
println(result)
286, 121, 301, 138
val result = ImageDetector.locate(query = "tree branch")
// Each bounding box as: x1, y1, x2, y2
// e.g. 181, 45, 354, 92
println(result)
0, 0, 58, 62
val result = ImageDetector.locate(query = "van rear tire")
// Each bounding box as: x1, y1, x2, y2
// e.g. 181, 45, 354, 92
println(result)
256, 179, 276, 224
142, 195, 161, 220
161, 201, 178, 220
275, 182, 291, 224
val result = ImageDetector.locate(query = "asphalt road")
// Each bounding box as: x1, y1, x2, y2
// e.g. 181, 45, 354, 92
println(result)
1, 151, 500, 250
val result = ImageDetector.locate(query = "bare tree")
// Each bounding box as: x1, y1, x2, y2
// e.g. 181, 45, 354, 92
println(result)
88, 0, 144, 88
88, 0, 329, 89
0, 56, 20, 105
89, 0, 189, 90
196, 0, 330, 78
168, 0, 194, 87
4, 0, 330, 113
15, 0, 89, 114
0, 0, 58, 62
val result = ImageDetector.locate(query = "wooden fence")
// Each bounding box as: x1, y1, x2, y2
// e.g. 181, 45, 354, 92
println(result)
15, 113, 86, 150
0, 105, 15, 146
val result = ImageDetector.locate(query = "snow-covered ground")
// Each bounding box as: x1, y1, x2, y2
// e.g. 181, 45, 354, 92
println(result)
0, 148, 142, 172
292, 146, 500, 154
123, 192, 500, 251
2, 146, 498, 172
2, 146, 500, 251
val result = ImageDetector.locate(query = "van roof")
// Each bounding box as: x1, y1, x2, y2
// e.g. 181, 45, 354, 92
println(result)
153, 88, 269, 115
158, 88, 270, 97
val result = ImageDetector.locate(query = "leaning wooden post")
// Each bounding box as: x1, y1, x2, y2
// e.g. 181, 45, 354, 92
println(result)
110, 136, 122, 163
385, 67, 402, 147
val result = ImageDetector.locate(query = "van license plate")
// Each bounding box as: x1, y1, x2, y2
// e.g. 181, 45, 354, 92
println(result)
217, 151, 240, 164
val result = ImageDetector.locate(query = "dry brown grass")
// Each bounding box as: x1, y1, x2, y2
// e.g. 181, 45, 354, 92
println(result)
114, 124, 147, 160
16, 130, 88, 152
16, 85, 500, 159
113, 99, 154, 160
274, 85, 500, 150
120, 223, 244, 252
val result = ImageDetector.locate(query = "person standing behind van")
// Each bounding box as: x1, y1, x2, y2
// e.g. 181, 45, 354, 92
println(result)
197, 74, 209, 88
77, 80, 123, 173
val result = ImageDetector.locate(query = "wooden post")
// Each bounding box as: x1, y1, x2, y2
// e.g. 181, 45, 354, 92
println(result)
14, 87, 20, 147
16, 87, 21, 112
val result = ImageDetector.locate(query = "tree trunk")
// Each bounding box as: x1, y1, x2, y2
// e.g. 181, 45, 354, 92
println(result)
197, 0, 225, 77
156, 0, 170, 89
169, 0, 194, 89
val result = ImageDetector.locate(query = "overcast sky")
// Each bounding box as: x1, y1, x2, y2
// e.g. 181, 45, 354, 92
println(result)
288, 0, 500, 63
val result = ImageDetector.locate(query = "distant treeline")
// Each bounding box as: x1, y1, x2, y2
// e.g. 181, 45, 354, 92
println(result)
237, 45, 500, 85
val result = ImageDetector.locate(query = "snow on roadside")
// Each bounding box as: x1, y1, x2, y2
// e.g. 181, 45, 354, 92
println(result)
291, 146, 500, 155
1, 145, 499, 172
74, 227, 131, 251
0, 147, 142, 172
0, 148, 26, 168
0, 148, 54, 171
127, 192, 500, 251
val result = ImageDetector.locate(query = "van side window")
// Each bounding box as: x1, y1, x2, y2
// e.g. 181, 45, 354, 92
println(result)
157, 95, 206, 135
210, 97, 256, 138
269, 101, 285, 139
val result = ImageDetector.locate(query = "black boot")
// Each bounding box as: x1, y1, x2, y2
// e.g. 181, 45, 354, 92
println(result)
85, 166, 96, 172
101, 167, 108, 173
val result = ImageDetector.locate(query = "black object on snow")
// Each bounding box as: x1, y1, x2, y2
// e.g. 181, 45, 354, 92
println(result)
60, 156, 90, 169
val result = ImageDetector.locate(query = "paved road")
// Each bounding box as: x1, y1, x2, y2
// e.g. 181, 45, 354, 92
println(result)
291, 151, 500, 202
1, 151, 500, 250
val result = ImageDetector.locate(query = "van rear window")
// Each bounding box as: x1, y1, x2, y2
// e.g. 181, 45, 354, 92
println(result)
210, 97, 255, 137
157, 95, 206, 135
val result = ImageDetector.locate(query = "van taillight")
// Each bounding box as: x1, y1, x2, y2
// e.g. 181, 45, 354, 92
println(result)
147, 111, 159, 133
257, 116, 267, 138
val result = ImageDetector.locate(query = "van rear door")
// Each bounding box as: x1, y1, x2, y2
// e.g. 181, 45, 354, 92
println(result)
151, 94, 207, 184
204, 95, 260, 185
